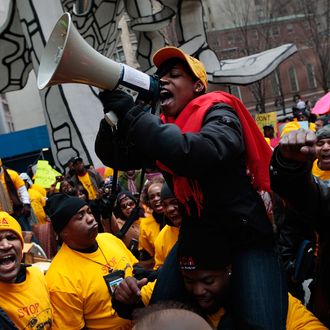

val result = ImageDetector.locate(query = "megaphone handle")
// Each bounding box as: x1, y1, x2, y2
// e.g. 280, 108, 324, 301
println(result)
104, 111, 119, 128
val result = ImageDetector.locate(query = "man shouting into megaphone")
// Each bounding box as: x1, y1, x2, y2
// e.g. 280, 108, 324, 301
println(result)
95, 46, 288, 330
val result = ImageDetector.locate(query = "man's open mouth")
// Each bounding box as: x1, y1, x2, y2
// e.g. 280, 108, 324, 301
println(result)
160, 90, 173, 105
321, 155, 330, 161
0, 254, 16, 268
153, 201, 162, 208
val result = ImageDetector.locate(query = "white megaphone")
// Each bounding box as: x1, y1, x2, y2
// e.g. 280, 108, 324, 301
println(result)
37, 12, 159, 126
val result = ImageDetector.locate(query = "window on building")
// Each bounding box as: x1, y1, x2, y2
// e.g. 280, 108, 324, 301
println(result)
252, 30, 259, 40
271, 26, 280, 37
256, 9, 264, 19
228, 35, 234, 45
306, 63, 317, 88
129, 34, 138, 54
235, 34, 243, 43
287, 23, 293, 34
271, 72, 281, 97
304, 21, 310, 30
288, 67, 299, 92
230, 85, 242, 99
113, 45, 126, 63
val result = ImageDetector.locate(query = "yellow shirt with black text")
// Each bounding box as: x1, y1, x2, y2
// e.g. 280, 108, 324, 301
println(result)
0, 266, 52, 329
45, 233, 137, 330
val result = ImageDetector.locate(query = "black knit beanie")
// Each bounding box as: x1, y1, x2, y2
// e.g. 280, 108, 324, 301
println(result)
46, 193, 87, 234
178, 221, 232, 271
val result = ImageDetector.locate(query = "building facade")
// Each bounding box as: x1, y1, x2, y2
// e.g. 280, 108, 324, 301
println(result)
203, 0, 329, 117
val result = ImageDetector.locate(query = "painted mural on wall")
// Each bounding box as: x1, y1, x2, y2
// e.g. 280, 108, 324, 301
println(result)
0, 0, 296, 170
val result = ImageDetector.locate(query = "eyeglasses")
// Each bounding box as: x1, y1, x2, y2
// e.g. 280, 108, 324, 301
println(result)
120, 201, 135, 210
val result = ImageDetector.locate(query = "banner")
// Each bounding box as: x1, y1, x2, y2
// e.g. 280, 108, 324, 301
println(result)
34, 160, 62, 189
255, 111, 278, 136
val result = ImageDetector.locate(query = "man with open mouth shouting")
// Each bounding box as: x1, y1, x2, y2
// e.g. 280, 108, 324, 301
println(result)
96, 46, 286, 329
0, 211, 52, 329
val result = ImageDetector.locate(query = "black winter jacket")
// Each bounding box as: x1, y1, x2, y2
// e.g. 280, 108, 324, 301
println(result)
95, 103, 273, 249
270, 147, 330, 326
270, 147, 328, 226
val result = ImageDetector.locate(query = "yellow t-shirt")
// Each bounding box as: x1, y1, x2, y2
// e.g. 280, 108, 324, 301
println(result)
0, 266, 52, 329
0, 168, 25, 190
0, 169, 26, 213
45, 233, 137, 330
312, 159, 330, 181
286, 293, 328, 329
103, 167, 121, 179
28, 187, 47, 224
154, 225, 179, 269
31, 183, 47, 198
140, 280, 156, 306
138, 214, 162, 258
211, 294, 327, 329
207, 308, 226, 329
78, 172, 98, 200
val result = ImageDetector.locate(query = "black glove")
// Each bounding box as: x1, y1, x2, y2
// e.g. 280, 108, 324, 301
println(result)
98, 90, 135, 121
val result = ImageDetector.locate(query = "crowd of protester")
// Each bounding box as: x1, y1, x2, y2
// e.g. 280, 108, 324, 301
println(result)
1, 46, 330, 329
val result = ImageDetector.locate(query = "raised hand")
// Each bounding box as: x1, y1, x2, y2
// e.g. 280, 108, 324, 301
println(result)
279, 129, 317, 163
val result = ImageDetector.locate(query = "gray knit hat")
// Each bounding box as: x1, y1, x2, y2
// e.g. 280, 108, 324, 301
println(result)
316, 125, 330, 141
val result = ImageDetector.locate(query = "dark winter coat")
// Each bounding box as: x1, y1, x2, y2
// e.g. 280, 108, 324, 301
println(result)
95, 103, 273, 249
270, 147, 330, 327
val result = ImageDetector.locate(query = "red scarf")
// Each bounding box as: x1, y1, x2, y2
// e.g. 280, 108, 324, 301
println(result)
156, 91, 272, 215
